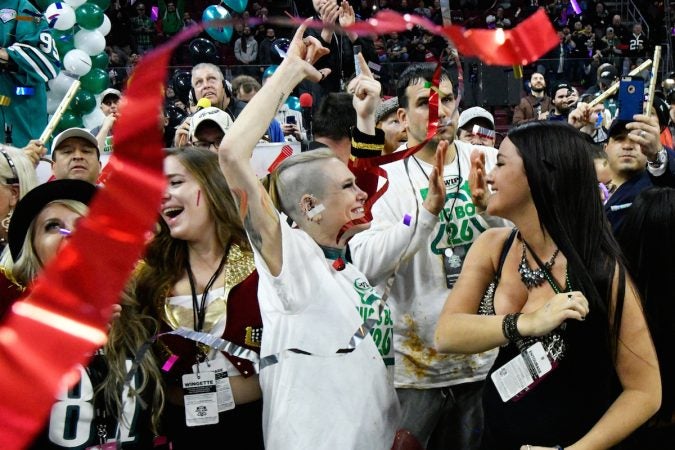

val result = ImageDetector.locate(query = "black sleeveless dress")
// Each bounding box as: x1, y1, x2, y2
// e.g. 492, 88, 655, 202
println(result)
479, 230, 620, 450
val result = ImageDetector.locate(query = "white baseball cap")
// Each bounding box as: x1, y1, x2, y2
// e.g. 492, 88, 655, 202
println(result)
458, 107, 495, 130
188, 107, 233, 141
51, 127, 100, 158
100, 88, 122, 101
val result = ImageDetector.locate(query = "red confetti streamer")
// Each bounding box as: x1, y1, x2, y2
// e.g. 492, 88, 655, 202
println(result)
279, 8, 558, 66
0, 26, 201, 449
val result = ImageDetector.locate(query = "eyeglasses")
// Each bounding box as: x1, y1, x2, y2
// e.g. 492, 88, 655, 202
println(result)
0, 147, 19, 184
193, 139, 222, 149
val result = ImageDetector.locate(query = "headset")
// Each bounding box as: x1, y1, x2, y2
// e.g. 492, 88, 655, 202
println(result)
189, 66, 232, 108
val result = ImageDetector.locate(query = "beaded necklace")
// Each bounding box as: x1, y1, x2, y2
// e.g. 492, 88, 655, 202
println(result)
519, 240, 560, 289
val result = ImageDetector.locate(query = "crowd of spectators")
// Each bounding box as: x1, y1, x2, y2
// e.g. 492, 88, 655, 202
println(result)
1, 1, 675, 449
99, 0, 670, 115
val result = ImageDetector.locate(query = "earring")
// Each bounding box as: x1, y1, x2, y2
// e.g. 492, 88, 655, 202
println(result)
1, 209, 12, 232
0, 209, 12, 244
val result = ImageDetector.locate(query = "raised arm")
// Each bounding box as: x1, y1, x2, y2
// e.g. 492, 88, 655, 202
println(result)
218, 24, 328, 275
349, 52, 380, 136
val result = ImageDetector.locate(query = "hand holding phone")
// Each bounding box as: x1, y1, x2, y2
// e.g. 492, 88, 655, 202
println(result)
286, 115, 297, 125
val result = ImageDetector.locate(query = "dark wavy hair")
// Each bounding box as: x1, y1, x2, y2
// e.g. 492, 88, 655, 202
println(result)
618, 187, 675, 421
507, 121, 629, 361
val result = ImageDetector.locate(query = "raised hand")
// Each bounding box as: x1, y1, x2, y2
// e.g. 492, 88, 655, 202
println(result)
285, 23, 331, 83
319, 0, 340, 42
468, 148, 488, 211
348, 52, 381, 133
422, 139, 448, 215
568, 101, 605, 130
625, 114, 662, 162
22, 139, 46, 166
338, 0, 356, 27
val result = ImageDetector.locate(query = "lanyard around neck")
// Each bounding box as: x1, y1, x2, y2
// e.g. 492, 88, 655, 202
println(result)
185, 250, 228, 332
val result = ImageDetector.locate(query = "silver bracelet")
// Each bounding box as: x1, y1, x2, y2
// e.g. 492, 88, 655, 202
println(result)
648, 148, 667, 169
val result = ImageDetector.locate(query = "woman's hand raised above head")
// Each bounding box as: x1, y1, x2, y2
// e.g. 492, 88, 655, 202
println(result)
284, 22, 331, 84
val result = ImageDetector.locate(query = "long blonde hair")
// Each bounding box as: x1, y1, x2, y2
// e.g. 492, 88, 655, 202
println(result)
10, 199, 165, 433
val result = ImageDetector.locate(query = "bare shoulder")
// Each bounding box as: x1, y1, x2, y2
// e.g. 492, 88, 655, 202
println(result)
471, 227, 515, 263
473, 227, 514, 250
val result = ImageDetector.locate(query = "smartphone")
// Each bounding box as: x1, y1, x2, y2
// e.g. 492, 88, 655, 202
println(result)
286, 115, 296, 125
617, 76, 645, 121
354, 44, 362, 76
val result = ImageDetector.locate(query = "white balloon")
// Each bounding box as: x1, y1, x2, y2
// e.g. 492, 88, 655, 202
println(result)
46, 90, 63, 115
83, 107, 105, 130
97, 14, 111, 37
63, 49, 92, 76
48, 71, 78, 96
45, 2, 76, 31
74, 29, 106, 56
63, 0, 87, 7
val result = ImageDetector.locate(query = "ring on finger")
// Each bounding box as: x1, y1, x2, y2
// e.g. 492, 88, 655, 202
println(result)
639, 130, 646, 138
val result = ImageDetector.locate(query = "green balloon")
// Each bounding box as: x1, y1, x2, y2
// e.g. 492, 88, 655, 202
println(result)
75, 3, 104, 30
88, 0, 111, 10
80, 68, 109, 94
90, 52, 109, 70
70, 89, 97, 115
51, 29, 75, 56
57, 111, 84, 132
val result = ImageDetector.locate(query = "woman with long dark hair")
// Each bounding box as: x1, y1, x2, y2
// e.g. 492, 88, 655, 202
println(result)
435, 122, 660, 449
618, 186, 675, 447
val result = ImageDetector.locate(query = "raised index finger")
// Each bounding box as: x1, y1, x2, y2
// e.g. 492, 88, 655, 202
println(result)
355, 51, 373, 79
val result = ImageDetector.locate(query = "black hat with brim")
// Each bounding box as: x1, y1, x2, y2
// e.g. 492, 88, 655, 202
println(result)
8, 179, 98, 260
607, 119, 630, 140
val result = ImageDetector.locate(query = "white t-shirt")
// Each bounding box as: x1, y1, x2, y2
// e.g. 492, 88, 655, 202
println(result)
350, 140, 500, 389
253, 216, 400, 450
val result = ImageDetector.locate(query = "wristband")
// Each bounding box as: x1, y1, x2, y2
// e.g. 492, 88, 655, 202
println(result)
502, 312, 523, 342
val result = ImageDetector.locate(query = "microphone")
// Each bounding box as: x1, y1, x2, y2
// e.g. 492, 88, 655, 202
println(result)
195, 97, 211, 113
177, 98, 212, 147
299, 93, 313, 142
